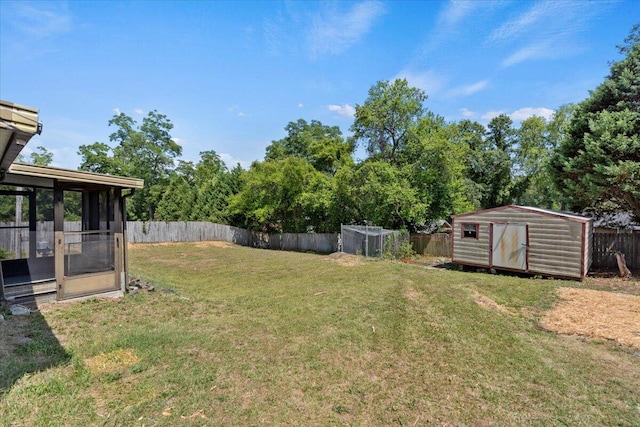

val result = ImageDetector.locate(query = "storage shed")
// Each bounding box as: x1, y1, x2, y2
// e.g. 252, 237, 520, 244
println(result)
451, 205, 592, 279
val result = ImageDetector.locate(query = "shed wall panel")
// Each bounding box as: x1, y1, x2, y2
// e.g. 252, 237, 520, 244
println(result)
452, 206, 590, 279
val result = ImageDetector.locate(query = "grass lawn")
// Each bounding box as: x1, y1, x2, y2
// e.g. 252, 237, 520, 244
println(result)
1, 242, 639, 426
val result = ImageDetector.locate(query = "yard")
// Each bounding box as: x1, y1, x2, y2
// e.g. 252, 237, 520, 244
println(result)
1, 241, 639, 426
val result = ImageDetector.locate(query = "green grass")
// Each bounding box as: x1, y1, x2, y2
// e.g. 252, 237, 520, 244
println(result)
1, 242, 639, 426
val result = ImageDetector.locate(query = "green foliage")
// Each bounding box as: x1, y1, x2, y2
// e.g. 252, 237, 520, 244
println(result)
331, 161, 427, 229
551, 26, 640, 219
351, 79, 426, 164
79, 111, 182, 220
265, 119, 354, 175
228, 157, 331, 233
28, 146, 53, 166
0, 247, 12, 259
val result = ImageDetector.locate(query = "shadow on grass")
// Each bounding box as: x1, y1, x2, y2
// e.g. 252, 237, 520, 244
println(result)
0, 306, 70, 395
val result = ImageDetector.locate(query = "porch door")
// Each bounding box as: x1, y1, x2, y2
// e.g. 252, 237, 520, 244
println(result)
491, 223, 528, 270
55, 188, 123, 300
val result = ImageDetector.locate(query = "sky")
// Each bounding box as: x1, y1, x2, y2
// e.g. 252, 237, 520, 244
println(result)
1, 0, 638, 171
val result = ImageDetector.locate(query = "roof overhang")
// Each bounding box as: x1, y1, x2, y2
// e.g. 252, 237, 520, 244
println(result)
2, 163, 144, 190
0, 100, 42, 172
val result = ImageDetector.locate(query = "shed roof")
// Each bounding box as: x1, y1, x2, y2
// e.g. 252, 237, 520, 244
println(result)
2, 163, 144, 190
451, 205, 590, 223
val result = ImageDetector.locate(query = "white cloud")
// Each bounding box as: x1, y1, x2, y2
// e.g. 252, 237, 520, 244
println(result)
134, 109, 144, 115
489, 1, 605, 67
228, 105, 247, 117
298, 103, 304, 108
310, 1, 386, 58
393, 69, 446, 95
481, 110, 504, 120
459, 108, 476, 118
510, 107, 555, 121
446, 80, 489, 98
420, 1, 488, 53
113, 108, 121, 115
488, 2, 553, 43
219, 153, 251, 170
9, 2, 71, 39
171, 137, 186, 146
501, 41, 552, 67
328, 104, 356, 118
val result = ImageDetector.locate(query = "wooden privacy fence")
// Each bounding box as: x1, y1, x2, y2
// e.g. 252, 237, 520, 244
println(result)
410, 233, 451, 257
592, 231, 640, 270
126, 221, 339, 254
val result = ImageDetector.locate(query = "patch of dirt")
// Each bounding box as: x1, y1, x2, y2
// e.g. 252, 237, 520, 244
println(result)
471, 291, 514, 315
583, 273, 640, 295
84, 348, 139, 375
540, 287, 640, 348
193, 241, 234, 249
326, 252, 364, 267
129, 240, 234, 249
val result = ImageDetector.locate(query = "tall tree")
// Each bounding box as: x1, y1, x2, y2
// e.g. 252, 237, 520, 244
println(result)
351, 79, 426, 164
79, 111, 182, 220
551, 25, 640, 219
265, 119, 353, 175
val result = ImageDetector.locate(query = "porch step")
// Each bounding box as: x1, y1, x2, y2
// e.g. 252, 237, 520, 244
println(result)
3, 280, 58, 302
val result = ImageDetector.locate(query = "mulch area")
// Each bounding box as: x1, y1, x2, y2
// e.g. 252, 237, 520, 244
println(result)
540, 286, 640, 348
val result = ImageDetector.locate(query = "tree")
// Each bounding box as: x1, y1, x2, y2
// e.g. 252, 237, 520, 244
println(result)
77, 142, 122, 175
330, 161, 427, 230
265, 119, 353, 174
551, 25, 640, 219
79, 111, 182, 220
399, 116, 474, 225
461, 115, 515, 209
228, 157, 331, 233
351, 79, 427, 164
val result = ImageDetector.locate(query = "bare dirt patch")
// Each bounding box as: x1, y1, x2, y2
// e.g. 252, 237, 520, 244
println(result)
193, 241, 234, 249
583, 273, 640, 295
471, 290, 515, 315
129, 240, 234, 250
540, 287, 640, 348
84, 348, 139, 375
326, 252, 364, 267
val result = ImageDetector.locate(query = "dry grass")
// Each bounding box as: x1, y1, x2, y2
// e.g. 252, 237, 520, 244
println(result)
541, 287, 640, 347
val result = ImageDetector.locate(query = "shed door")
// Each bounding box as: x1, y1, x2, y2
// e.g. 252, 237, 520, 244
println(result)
491, 223, 528, 271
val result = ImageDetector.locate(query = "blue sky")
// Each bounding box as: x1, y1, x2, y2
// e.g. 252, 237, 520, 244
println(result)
1, 0, 638, 170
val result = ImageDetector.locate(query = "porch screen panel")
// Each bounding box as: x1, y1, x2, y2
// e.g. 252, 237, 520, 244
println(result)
63, 230, 115, 276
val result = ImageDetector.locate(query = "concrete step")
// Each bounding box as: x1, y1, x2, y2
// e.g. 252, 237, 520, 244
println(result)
3, 280, 58, 301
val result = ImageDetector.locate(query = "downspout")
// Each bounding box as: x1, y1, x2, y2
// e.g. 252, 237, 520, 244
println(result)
121, 189, 135, 291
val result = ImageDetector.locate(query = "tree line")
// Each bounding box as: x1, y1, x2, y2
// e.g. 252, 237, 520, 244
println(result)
10, 26, 638, 233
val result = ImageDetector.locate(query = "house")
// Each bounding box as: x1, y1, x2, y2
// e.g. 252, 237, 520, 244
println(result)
1, 100, 143, 305
451, 205, 592, 279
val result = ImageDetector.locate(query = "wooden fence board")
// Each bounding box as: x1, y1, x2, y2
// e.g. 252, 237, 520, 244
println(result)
592, 231, 640, 270
410, 233, 452, 257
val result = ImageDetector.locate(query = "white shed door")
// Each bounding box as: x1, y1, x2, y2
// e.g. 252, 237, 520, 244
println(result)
492, 223, 528, 270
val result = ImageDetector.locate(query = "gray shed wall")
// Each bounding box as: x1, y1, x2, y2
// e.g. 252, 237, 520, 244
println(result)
452, 206, 591, 279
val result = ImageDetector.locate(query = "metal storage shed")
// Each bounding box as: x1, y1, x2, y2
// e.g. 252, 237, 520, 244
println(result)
451, 205, 592, 279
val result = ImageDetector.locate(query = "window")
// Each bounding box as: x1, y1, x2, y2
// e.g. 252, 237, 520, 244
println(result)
462, 223, 479, 239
